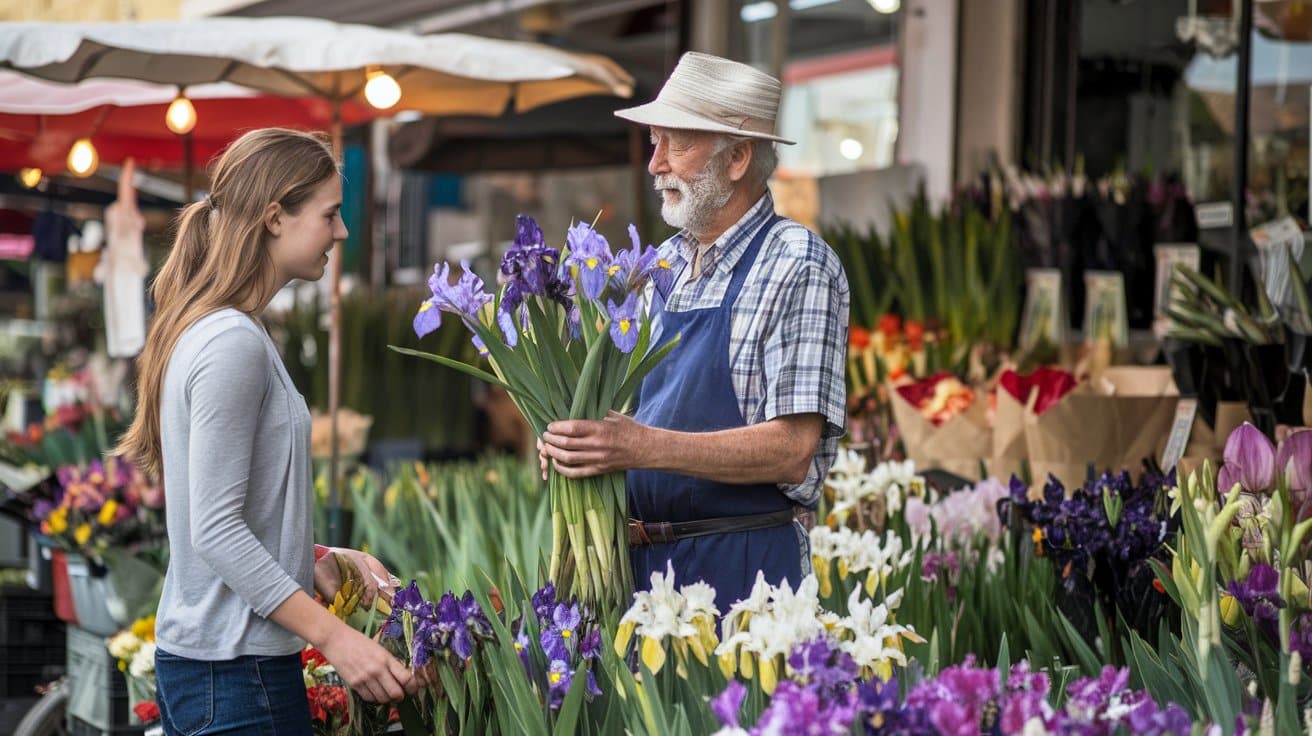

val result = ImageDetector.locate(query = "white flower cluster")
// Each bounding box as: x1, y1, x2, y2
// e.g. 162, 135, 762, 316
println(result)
714, 572, 919, 689
107, 628, 156, 682
614, 561, 720, 673
826, 450, 924, 523
809, 526, 914, 597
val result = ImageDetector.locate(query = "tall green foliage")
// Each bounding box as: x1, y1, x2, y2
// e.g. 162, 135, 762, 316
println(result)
823, 192, 1023, 373
274, 287, 478, 451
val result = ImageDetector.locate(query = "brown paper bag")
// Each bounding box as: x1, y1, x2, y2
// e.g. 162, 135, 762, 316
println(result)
992, 390, 1028, 483
1179, 401, 1251, 477
1025, 366, 1179, 489
889, 384, 991, 480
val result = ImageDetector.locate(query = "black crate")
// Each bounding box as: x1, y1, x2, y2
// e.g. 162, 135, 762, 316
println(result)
0, 585, 63, 646
1, 662, 62, 698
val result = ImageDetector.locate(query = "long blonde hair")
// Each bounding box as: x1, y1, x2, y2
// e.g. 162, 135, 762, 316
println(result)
116, 128, 338, 479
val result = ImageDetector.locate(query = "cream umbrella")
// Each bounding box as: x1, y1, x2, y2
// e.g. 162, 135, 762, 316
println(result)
0, 17, 635, 544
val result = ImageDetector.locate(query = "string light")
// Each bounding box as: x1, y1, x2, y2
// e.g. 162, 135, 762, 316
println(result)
364, 69, 402, 110
67, 139, 99, 177
18, 168, 42, 188
166, 93, 197, 135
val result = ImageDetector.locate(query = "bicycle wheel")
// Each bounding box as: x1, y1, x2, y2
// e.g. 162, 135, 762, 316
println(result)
13, 681, 70, 736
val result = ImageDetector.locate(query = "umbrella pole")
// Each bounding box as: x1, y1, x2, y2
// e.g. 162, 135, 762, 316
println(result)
183, 133, 194, 203
328, 97, 344, 548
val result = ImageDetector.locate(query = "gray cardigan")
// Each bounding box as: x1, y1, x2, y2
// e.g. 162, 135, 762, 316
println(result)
155, 308, 314, 660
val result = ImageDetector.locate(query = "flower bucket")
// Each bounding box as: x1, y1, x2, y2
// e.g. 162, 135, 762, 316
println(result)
48, 547, 78, 626
65, 553, 129, 636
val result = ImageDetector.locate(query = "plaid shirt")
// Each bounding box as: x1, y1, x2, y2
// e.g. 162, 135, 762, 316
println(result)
649, 192, 849, 508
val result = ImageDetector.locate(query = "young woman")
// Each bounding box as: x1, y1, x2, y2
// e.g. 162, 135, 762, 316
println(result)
116, 128, 416, 735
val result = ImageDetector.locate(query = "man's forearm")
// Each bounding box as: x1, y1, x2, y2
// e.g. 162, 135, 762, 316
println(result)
640, 415, 822, 485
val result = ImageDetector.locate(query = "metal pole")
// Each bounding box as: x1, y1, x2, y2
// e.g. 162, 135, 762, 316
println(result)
183, 132, 194, 203
328, 95, 343, 548
1230, 0, 1253, 293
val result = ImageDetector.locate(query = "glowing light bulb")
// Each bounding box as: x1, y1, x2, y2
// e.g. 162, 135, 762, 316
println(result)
67, 139, 99, 177
870, 0, 899, 12
166, 94, 197, 135
840, 138, 864, 161
18, 168, 42, 188
364, 70, 401, 110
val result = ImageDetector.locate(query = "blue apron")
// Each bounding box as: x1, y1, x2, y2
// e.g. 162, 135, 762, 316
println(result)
627, 213, 802, 612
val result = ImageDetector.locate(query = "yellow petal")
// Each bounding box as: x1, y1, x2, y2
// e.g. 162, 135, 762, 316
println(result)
759, 655, 778, 694
741, 650, 755, 680
687, 635, 709, 667
1220, 593, 1242, 627
718, 648, 737, 679
837, 559, 850, 580
640, 635, 666, 674
615, 620, 636, 656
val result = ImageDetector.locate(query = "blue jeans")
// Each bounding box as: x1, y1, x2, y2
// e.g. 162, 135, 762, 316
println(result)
154, 648, 313, 736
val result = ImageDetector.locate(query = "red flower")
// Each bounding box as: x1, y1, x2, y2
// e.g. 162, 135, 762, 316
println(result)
998, 367, 1078, 416
877, 314, 901, 337
301, 646, 330, 670
849, 325, 873, 351
133, 701, 160, 723
904, 320, 925, 351
307, 685, 349, 724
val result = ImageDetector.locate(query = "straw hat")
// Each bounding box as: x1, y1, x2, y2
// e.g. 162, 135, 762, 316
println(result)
615, 52, 796, 145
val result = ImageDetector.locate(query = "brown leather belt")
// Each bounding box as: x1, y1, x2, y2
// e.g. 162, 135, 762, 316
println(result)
627, 507, 815, 547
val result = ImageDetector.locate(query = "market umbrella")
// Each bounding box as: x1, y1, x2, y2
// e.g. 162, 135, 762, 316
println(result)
0, 17, 635, 544
0, 70, 378, 183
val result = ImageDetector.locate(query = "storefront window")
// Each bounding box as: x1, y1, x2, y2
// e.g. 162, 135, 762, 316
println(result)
740, 0, 902, 177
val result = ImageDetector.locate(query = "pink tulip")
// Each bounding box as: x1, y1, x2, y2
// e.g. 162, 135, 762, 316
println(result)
1221, 422, 1276, 494
1276, 430, 1312, 492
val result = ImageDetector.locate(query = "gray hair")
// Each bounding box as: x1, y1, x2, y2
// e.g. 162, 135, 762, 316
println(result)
711, 135, 778, 187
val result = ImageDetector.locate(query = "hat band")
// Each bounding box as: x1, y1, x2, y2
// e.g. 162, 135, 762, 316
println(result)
655, 85, 777, 138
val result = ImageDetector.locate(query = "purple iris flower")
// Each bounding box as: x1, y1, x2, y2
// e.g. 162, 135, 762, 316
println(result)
1229, 563, 1286, 624
383, 581, 432, 639
414, 260, 495, 339
552, 603, 582, 641
606, 293, 641, 354
1291, 612, 1312, 661
540, 628, 568, 663
514, 631, 532, 670
514, 214, 544, 249
920, 551, 961, 582
531, 582, 556, 622
754, 681, 860, 736
580, 628, 602, 660
711, 680, 746, 729
500, 218, 571, 320
546, 659, 573, 710
787, 638, 859, 702
906, 656, 999, 736
585, 670, 602, 698
411, 617, 440, 669
564, 222, 613, 301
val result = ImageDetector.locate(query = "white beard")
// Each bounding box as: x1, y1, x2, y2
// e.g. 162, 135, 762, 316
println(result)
655, 156, 733, 233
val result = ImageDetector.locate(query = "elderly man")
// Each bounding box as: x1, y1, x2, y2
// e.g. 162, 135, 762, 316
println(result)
539, 52, 849, 610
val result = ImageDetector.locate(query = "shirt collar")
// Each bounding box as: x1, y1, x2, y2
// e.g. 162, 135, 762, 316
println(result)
671, 192, 776, 276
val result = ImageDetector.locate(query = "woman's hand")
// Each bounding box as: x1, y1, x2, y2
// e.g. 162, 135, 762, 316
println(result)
314, 547, 399, 609
317, 625, 417, 703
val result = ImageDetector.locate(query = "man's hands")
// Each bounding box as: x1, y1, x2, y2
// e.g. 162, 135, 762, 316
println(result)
538, 411, 652, 480
314, 547, 398, 610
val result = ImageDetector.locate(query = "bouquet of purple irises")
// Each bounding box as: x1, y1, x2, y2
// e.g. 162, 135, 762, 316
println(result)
395, 215, 678, 614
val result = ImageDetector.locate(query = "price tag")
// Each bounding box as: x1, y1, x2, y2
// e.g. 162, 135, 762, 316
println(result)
1161, 398, 1198, 472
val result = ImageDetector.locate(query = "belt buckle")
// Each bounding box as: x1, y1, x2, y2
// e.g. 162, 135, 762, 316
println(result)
628, 518, 653, 547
